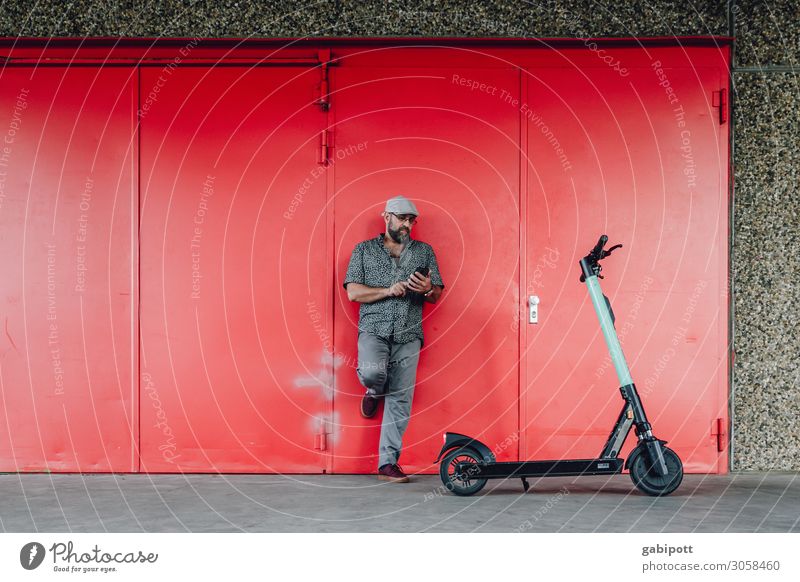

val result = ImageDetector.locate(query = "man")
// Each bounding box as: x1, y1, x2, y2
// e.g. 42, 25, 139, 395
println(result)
342, 195, 445, 483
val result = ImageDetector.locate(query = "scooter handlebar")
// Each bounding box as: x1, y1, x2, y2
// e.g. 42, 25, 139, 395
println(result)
580, 234, 623, 282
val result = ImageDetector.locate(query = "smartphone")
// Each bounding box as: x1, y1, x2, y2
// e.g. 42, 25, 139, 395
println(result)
407, 266, 430, 294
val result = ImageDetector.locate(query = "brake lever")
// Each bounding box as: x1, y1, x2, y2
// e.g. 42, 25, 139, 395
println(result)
602, 243, 623, 258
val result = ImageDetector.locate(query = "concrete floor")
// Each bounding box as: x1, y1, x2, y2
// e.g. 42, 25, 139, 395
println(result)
0, 472, 798, 532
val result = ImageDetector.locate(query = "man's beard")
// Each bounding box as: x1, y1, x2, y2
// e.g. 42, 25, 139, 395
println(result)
388, 223, 409, 244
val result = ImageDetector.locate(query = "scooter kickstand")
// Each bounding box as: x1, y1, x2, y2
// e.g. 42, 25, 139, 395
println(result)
521, 478, 530, 492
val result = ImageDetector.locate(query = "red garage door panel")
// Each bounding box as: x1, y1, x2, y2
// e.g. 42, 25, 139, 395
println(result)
139, 67, 330, 472
333, 67, 521, 474
524, 66, 727, 472
0, 45, 730, 476
0, 67, 137, 471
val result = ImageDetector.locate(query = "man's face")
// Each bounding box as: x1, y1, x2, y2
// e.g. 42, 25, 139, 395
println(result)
385, 212, 416, 244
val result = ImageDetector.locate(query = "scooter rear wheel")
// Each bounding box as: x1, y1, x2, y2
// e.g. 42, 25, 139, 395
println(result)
440, 447, 488, 496
629, 446, 683, 496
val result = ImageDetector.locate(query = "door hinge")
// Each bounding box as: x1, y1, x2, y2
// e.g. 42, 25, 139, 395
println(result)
314, 417, 330, 451
314, 432, 328, 451
314, 420, 329, 450
317, 48, 330, 111
318, 129, 333, 165
711, 417, 727, 452
712, 88, 728, 124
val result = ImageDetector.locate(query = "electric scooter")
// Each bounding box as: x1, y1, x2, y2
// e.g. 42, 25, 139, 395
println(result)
436, 235, 683, 496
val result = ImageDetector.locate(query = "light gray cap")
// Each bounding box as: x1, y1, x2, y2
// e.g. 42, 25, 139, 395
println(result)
384, 195, 419, 216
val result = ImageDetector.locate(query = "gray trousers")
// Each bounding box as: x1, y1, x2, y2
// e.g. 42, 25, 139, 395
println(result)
356, 331, 421, 468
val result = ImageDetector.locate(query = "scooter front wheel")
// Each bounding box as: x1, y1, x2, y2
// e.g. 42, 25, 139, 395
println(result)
629, 446, 683, 496
439, 447, 488, 496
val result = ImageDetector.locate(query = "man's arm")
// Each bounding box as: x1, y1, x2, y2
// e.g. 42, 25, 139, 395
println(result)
423, 245, 445, 304
346, 282, 407, 303
423, 285, 443, 304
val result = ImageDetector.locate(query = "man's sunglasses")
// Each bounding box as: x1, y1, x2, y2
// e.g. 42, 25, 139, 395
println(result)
390, 212, 417, 225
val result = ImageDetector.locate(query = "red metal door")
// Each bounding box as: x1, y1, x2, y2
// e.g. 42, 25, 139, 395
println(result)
139, 66, 331, 472
523, 65, 728, 472
332, 66, 521, 474
0, 42, 730, 476
0, 67, 137, 471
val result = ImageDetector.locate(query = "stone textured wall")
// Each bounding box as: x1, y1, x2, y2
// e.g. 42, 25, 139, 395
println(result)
0, 1, 797, 470
731, 0, 799, 471
0, 1, 728, 37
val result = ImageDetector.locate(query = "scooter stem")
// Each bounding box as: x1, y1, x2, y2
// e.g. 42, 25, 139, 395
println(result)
583, 273, 633, 386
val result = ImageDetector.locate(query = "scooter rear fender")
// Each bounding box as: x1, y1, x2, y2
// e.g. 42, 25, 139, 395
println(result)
435, 432, 496, 464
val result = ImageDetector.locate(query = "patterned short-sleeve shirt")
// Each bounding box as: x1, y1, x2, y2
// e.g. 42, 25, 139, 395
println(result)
343, 232, 445, 346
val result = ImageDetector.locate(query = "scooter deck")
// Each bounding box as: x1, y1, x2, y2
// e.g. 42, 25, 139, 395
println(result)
462, 458, 624, 479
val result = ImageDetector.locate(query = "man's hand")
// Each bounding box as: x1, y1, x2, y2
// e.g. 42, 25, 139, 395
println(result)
407, 271, 432, 294
386, 281, 409, 297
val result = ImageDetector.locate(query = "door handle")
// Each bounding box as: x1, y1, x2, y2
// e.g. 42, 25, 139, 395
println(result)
528, 295, 540, 324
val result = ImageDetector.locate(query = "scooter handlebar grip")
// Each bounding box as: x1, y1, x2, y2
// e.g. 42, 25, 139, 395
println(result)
591, 234, 608, 257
